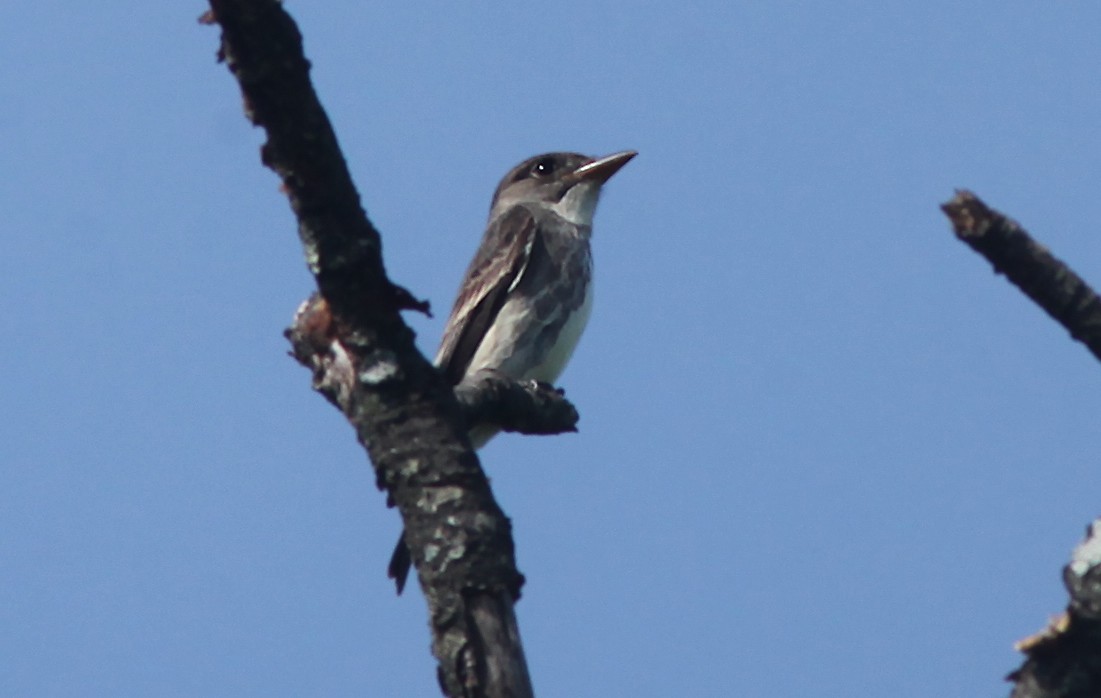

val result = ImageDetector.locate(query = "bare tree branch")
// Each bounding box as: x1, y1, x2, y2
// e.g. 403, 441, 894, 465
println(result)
941, 190, 1101, 363
286, 295, 579, 437
942, 192, 1101, 694
204, 2, 536, 695
1009, 519, 1101, 698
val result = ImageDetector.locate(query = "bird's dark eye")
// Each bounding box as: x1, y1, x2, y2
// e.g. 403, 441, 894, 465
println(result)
529, 158, 555, 177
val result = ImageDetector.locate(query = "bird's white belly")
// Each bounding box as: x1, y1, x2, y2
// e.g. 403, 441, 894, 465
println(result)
528, 279, 593, 383
464, 279, 593, 384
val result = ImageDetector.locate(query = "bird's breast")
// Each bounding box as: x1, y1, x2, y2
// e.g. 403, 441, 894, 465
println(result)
528, 276, 593, 384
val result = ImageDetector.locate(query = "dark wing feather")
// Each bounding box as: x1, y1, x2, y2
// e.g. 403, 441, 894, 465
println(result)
435, 206, 538, 384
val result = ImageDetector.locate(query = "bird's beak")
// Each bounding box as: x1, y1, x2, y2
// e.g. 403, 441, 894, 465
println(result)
570, 150, 637, 184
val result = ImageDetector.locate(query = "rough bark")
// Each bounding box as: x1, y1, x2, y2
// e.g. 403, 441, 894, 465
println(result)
941, 191, 1101, 362
203, 2, 544, 695
1009, 520, 1101, 698
286, 295, 579, 437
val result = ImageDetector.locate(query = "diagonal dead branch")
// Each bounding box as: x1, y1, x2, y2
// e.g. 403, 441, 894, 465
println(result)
943, 192, 1101, 694
205, 2, 535, 696
941, 191, 1101, 363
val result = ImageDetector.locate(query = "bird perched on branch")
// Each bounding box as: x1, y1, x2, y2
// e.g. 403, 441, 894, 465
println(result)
388, 149, 637, 594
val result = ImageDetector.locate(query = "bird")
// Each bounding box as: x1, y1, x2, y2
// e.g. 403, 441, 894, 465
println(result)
387, 149, 637, 594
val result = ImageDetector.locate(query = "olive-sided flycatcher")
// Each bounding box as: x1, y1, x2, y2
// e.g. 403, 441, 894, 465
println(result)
388, 149, 637, 593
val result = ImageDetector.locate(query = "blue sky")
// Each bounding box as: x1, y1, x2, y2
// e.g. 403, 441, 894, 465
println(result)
4, 2, 1101, 696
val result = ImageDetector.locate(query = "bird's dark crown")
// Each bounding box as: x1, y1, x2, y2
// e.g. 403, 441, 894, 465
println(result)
489, 152, 592, 211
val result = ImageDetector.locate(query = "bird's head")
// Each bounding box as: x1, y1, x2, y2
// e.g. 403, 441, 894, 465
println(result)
489, 150, 637, 226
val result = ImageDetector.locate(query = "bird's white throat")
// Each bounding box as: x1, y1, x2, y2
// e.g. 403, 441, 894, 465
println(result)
549, 181, 601, 227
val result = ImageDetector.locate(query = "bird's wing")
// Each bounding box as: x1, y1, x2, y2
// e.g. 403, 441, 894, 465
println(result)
435, 205, 539, 384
